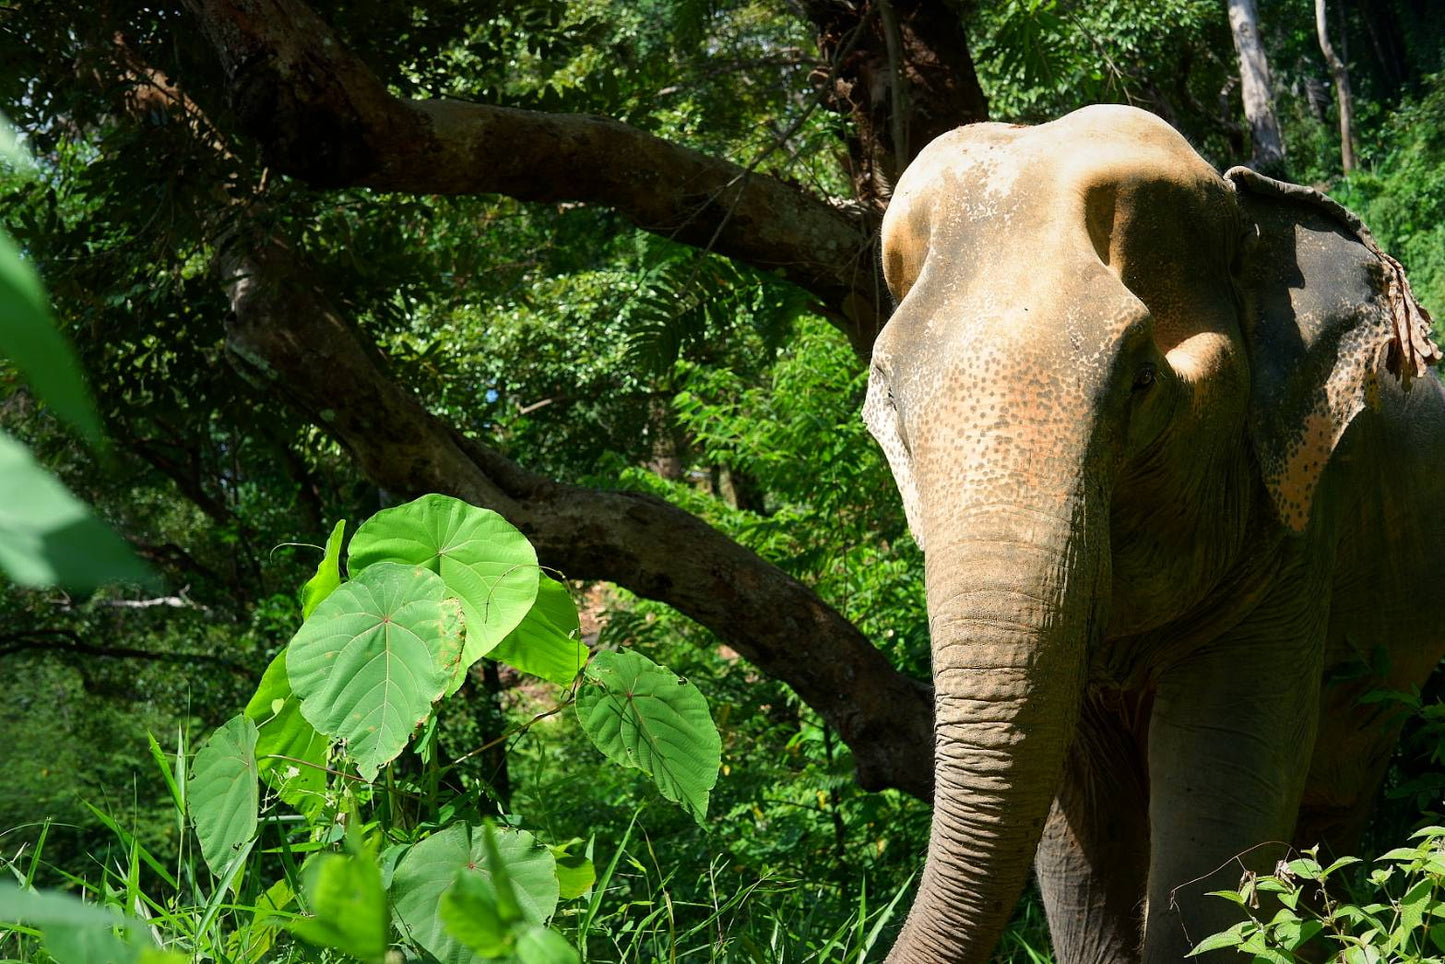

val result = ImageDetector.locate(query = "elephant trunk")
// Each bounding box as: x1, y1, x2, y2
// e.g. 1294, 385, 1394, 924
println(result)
888, 490, 1105, 962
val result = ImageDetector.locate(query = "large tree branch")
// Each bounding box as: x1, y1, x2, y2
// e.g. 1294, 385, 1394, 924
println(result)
0, 629, 253, 676
181, 0, 891, 352
217, 228, 935, 800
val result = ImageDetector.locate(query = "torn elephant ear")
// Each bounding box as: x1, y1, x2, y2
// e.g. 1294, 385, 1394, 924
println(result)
1378, 249, 1442, 389
1226, 166, 1443, 532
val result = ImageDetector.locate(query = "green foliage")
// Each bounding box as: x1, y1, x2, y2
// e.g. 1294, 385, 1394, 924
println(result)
0, 215, 148, 591
0, 431, 152, 591
300, 518, 347, 619
393, 822, 562, 962
1193, 834, 1445, 961
1334, 73, 1445, 321
0, 882, 184, 964
0, 226, 100, 445
5, 494, 721, 963
243, 651, 329, 810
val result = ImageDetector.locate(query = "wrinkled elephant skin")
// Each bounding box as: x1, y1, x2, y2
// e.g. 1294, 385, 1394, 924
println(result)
865, 105, 1445, 963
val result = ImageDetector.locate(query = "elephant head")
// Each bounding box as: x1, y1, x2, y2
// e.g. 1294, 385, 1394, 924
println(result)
864, 105, 1439, 961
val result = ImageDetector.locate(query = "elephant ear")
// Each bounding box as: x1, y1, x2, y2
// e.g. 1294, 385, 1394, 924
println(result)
1227, 166, 1441, 532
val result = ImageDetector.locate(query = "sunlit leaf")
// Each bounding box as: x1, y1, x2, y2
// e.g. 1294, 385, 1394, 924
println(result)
300, 519, 346, 619
287, 562, 463, 781
490, 576, 588, 685
549, 840, 595, 900
243, 651, 328, 810
392, 822, 559, 964
514, 926, 579, 964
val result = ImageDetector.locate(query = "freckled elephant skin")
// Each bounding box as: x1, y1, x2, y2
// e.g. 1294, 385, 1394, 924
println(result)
866, 105, 1445, 963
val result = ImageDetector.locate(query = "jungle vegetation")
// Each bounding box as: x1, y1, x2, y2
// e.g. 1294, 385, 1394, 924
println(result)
0, 0, 1443, 960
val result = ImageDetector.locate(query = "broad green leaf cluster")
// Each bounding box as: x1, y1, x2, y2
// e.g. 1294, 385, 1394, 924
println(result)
7, 492, 722, 962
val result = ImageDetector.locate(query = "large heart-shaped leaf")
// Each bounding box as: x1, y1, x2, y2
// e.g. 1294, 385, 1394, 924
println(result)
489, 577, 588, 685
243, 651, 328, 811
286, 562, 464, 781
187, 716, 259, 878
0, 431, 151, 591
300, 519, 346, 619
348, 495, 538, 683
391, 823, 559, 964
576, 651, 721, 826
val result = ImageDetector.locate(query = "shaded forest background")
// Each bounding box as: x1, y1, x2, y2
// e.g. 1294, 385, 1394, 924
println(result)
2, 0, 1445, 958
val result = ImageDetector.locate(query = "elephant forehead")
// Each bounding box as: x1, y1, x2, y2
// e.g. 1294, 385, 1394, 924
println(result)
899, 104, 1212, 196
884, 106, 1224, 277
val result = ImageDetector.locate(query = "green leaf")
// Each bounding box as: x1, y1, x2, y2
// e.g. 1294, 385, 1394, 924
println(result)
288, 853, 387, 962
1399, 877, 1433, 941
1203, 888, 1248, 906
1285, 857, 1323, 878
575, 650, 721, 825
300, 519, 346, 619
1284, 919, 1324, 950
243, 652, 328, 811
0, 228, 102, 444
0, 430, 152, 591
287, 562, 464, 781
549, 840, 595, 900
439, 870, 516, 957
490, 576, 588, 685
187, 716, 260, 879
0, 882, 152, 964
392, 823, 559, 964
1186, 922, 1248, 955
1323, 856, 1363, 876
515, 926, 580, 964
348, 494, 539, 679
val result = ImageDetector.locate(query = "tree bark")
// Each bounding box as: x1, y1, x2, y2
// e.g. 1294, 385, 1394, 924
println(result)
1225, 0, 1286, 171
215, 229, 936, 801
1316, 0, 1358, 173
801, 0, 989, 215
180, 0, 892, 353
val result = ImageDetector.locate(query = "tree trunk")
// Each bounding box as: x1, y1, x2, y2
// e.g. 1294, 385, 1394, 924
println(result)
1316, 0, 1358, 173
803, 0, 989, 216
1225, 0, 1286, 171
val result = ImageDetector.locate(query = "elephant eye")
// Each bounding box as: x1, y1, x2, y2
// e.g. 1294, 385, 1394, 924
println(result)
1132, 364, 1156, 393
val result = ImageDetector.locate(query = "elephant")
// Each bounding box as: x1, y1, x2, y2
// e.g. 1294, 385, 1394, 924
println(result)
863, 104, 1445, 963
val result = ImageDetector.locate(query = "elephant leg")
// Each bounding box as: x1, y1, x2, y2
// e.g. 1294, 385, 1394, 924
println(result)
1141, 623, 1324, 962
1295, 675, 1399, 859
1037, 695, 1151, 964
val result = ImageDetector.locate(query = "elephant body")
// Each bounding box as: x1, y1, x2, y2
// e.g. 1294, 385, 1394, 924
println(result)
865, 105, 1445, 962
